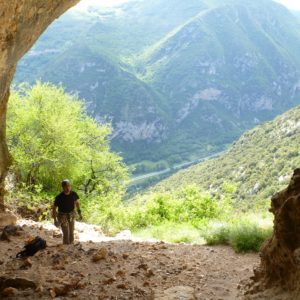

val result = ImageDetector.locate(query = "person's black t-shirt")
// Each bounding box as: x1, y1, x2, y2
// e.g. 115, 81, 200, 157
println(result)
54, 191, 79, 213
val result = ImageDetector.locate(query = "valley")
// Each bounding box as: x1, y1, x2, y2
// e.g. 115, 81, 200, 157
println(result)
14, 0, 300, 173
129, 151, 225, 193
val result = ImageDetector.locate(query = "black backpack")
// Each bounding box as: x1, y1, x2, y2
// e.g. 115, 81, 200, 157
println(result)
16, 236, 47, 258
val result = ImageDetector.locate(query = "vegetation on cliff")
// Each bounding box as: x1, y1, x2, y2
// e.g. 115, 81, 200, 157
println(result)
152, 105, 300, 208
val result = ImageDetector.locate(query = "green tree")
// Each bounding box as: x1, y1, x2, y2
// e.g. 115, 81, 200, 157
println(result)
7, 82, 128, 194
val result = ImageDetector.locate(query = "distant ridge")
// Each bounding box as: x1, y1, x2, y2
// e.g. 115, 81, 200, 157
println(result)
15, 0, 300, 169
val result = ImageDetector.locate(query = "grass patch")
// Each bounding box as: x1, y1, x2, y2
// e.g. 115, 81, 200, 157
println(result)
202, 221, 230, 246
133, 217, 272, 253
134, 222, 205, 244
229, 222, 272, 252
202, 219, 273, 252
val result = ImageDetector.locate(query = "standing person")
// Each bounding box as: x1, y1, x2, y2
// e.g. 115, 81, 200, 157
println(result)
52, 179, 83, 245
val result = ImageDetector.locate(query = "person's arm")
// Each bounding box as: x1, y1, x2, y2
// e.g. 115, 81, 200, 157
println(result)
52, 196, 60, 226
75, 200, 80, 210
75, 193, 83, 220
52, 204, 60, 227
52, 204, 58, 220
76, 200, 83, 220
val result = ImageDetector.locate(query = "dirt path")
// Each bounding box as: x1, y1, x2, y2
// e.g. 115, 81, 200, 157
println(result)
0, 220, 258, 299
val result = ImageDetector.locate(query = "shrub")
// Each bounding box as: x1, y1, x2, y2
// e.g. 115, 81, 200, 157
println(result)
124, 186, 219, 230
229, 222, 272, 252
144, 194, 172, 224
174, 185, 219, 222
202, 222, 230, 246
202, 220, 273, 252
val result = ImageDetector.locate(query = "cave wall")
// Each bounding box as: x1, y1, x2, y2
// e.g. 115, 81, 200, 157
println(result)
245, 169, 300, 296
0, 0, 80, 210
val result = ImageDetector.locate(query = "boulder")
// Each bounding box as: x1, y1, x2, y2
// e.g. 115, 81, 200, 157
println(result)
92, 247, 108, 262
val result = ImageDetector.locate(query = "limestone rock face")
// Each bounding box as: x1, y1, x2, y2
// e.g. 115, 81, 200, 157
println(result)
0, 0, 80, 210
248, 169, 300, 294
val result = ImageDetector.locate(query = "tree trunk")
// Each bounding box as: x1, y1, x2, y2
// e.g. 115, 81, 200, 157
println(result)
0, 0, 80, 211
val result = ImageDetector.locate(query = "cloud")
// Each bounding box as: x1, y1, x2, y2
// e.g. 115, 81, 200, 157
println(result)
74, 0, 300, 11
74, 0, 131, 10
275, 0, 300, 10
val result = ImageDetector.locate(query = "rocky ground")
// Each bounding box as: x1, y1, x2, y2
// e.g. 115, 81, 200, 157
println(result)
0, 220, 259, 300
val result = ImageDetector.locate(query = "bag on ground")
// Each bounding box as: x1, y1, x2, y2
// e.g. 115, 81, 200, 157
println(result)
16, 236, 47, 258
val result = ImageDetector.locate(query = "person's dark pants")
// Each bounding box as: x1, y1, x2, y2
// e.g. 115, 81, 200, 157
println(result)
57, 212, 75, 244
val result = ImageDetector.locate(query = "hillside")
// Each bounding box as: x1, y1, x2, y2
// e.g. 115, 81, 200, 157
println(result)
14, 0, 300, 169
152, 104, 300, 208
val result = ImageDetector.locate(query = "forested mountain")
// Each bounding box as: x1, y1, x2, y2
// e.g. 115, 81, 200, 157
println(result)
15, 0, 300, 170
152, 104, 300, 208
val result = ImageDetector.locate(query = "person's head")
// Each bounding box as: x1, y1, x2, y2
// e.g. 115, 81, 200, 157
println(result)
62, 179, 72, 194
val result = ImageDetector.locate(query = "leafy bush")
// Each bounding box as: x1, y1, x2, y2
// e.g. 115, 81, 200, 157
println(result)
144, 194, 172, 224
123, 185, 219, 230
175, 185, 219, 222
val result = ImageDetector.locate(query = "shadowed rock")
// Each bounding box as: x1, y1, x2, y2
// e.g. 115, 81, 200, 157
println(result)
248, 169, 300, 293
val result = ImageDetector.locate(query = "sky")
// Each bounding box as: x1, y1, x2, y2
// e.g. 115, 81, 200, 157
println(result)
74, 0, 300, 10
